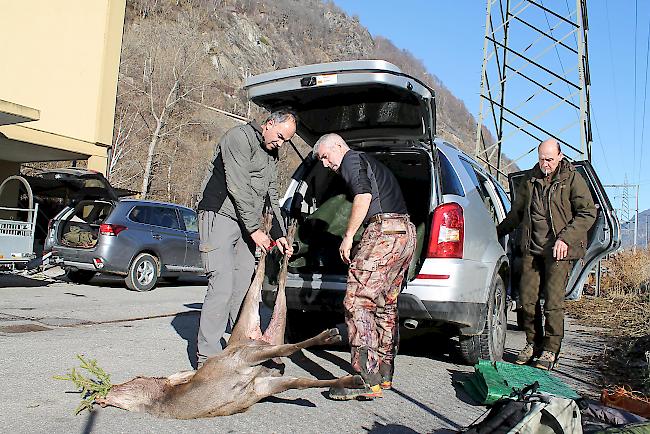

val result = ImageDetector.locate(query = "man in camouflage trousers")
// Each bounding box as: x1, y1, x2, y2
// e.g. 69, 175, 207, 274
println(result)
313, 133, 416, 400
497, 138, 596, 370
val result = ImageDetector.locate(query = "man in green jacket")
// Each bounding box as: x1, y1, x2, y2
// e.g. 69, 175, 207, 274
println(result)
497, 138, 596, 370
195, 110, 296, 367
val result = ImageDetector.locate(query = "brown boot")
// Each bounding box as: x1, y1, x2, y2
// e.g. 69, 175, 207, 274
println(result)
534, 351, 558, 370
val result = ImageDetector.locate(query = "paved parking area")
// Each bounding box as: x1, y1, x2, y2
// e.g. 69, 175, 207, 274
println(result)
0, 272, 603, 433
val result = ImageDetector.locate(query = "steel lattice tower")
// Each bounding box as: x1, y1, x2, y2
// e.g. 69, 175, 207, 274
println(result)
475, 0, 591, 182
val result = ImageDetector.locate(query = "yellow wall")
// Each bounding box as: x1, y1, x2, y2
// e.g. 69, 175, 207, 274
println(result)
0, 0, 125, 172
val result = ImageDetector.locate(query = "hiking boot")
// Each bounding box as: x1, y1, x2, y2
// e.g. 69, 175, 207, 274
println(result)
380, 377, 392, 390
534, 351, 557, 370
328, 383, 383, 400
379, 363, 394, 390
515, 343, 536, 365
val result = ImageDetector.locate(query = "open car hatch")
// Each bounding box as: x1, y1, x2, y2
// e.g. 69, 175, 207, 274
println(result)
244, 60, 436, 147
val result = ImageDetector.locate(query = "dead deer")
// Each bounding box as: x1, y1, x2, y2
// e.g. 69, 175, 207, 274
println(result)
95, 216, 362, 418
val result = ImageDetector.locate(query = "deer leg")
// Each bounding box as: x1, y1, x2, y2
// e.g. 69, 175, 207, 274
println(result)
262, 220, 297, 346
167, 370, 196, 386
245, 328, 342, 365
228, 213, 273, 345
255, 374, 364, 397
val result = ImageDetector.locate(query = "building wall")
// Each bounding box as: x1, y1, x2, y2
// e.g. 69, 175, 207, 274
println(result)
0, 0, 126, 174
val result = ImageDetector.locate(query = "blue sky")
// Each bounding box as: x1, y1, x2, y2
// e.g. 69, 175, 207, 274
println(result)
332, 0, 650, 216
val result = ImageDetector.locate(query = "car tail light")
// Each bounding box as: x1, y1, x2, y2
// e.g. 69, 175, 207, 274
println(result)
99, 224, 127, 236
425, 202, 464, 259
47, 219, 53, 232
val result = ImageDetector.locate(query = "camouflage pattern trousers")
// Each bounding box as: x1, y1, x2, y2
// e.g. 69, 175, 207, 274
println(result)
344, 215, 416, 384
520, 254, 574, 354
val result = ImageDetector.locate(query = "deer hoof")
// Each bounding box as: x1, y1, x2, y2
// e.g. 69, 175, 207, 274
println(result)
321, 328, 341, 344
340, 374, 365, 388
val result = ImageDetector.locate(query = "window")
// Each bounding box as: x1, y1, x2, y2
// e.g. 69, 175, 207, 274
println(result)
73, 201, 113, 225
438, 151, 464, 196
151, 206, 181, 230
130, 205, 181, 229
180, 208, 198, 232
129, 206, 151, 224
494, 182, 511, 213
460, 158, 499, 224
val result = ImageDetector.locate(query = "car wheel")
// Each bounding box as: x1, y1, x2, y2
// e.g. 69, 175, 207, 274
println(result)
66, 269, 96, 285
125, 253, 159, 292
459, 275, 507, 365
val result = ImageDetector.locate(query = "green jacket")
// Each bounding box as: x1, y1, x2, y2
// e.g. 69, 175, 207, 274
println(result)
496, 159, 597, 260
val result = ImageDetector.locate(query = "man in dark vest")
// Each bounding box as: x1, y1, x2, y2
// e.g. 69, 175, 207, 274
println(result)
497, 138, 596, 370
313, 133, 417, 400
195, 110, 296, 367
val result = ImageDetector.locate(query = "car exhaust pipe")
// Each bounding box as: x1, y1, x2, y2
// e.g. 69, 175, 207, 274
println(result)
403, 319, 418, 330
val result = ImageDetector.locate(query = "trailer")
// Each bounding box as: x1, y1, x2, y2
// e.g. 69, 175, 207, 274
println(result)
0, 175, 38, 270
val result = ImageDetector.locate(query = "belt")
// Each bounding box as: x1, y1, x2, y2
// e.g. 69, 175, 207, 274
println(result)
367, 213, 409, 224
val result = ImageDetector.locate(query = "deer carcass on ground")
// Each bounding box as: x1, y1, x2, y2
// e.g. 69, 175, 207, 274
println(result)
95, 217, 362, 418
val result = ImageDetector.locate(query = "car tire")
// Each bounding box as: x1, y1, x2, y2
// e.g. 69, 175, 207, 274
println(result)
125, 253, 159, 292
459, 275, 507, 365
66, 269, 96, 285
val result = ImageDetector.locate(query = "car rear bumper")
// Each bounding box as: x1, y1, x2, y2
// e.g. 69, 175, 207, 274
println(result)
262, 286, 486, 335
51, 254, 126, 275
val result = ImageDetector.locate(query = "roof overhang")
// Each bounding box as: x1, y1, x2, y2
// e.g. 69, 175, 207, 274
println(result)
0, 99, 40, 126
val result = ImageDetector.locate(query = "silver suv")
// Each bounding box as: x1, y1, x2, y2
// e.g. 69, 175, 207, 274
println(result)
46, 198, 203, 291
245, 60, 620, 364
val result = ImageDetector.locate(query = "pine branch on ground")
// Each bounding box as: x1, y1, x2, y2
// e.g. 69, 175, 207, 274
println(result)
54, 354, 112, 414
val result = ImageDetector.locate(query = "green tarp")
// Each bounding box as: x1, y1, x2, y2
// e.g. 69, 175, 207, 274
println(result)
463, 359, 581, 405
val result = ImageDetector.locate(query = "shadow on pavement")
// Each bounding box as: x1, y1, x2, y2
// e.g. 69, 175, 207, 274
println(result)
260, 395, 316, 408
82, 408, 98, 434
0, 273, 51, 288
367, 421, 420, 433
398, 331, 461, 364
390, 387, 463, 430
447, 368, 481, 406
171, 305, 201, 369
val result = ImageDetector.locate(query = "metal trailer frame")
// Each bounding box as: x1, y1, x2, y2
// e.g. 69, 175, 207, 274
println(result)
0, 175, 39, 270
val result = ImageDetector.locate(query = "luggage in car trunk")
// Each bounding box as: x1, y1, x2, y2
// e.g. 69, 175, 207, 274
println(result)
58, 200, 114, 249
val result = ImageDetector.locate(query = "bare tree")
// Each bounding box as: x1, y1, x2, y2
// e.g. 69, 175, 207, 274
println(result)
118, 14, 211, 198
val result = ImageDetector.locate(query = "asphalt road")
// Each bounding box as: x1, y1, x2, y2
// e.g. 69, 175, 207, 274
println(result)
0, 271, 603, 433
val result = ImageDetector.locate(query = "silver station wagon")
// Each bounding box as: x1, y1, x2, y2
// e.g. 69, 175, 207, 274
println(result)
245, 60, 620, 364
46, 198, 203, 291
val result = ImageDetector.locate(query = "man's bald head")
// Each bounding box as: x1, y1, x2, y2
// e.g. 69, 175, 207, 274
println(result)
537, 138, 563, 177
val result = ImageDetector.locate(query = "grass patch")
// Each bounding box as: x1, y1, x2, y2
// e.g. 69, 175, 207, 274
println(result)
566, 249, 650, 395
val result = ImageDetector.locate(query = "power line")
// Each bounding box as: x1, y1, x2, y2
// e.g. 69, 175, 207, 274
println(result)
540, 0, 579, 113
590, 103, 613, 178
640, 16, 650, 183
633, 0, 638, 182
604, 0, 624, 170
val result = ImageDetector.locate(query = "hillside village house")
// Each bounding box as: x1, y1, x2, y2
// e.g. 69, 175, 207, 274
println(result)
0, 0, 126, 203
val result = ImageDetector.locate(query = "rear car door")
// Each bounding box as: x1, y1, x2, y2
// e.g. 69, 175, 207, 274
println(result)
148, 206, 187, 270
179, 207, 202, 271
508, 160, 620, 299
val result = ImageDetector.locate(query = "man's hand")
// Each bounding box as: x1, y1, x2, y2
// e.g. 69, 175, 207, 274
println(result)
553, 239, 568, 260
275, 237, 293, 257
339, 234, 353, 264
250, 229, 272, 251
